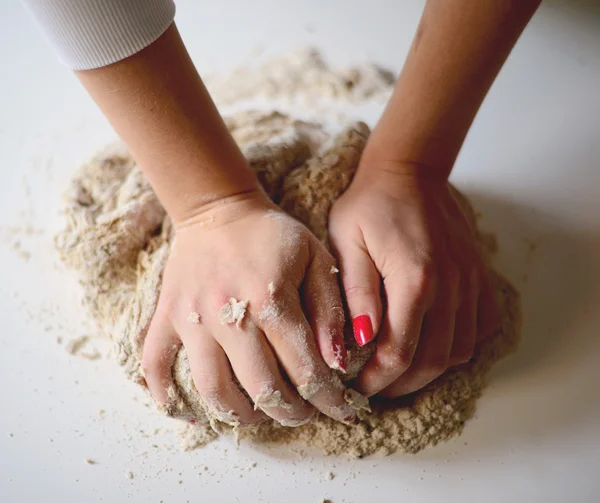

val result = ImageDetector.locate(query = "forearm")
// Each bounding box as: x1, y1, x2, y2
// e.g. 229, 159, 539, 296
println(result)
76, 24, 257, 224
365, 0, 541, 177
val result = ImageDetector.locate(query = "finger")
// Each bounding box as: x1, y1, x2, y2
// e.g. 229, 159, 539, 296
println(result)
141, 312, 181, 405
448, 271, 478, 367
180, 324, 264, 425
215, 320, 314, 425
381, 296, 456, 398
330, 233, 382, 348
477, 270, 500, 341
354, 266, 432, 396
302, 245, 347, 372
260, 290, 357, 423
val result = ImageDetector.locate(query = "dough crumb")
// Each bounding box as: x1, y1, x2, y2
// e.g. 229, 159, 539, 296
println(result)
254, 385, 293, 411
125, 471, 134, 480
187, 311, 200, 324
84, 458, 96, 465
219, 298, 248, 329
330, 266, 339, 274
64, 336, 90, 355
267, 281, 276, 295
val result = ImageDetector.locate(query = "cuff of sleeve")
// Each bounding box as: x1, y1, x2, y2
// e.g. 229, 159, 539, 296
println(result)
23, 0, 176, 70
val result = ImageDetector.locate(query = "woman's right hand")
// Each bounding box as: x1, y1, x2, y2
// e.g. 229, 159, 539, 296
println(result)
141, 190, 357, 426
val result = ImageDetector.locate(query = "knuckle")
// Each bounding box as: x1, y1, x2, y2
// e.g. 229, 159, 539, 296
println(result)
211, 291, 231, 313
294, 361, 321, 383
408, 261, 437, 299
375, 345, 413, 375
344, 284, 378, 302
194, 374, 229, 397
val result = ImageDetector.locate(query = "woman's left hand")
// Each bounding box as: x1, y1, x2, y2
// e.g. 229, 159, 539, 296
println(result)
329, 160, 499, 397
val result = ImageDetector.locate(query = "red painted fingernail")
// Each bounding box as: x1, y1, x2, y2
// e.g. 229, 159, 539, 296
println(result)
353, 315, 374, 347
332, 331, 347, 373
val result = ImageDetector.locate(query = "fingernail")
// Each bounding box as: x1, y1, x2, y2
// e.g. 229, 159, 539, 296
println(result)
331, 331, 347, 373
353, 315, 374, 347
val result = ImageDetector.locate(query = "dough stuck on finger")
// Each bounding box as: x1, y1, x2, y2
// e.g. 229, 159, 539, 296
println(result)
297, 380, 323, 401
344, 389, 371, 414
279, 416, 314, 428
219, 298, 249, 329
253, 385, 293, 411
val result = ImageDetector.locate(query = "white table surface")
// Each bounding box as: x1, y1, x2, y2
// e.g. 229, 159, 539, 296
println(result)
1, 1, 599, 502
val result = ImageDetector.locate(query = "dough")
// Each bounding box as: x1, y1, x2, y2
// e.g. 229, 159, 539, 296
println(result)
56, 110, 521, 457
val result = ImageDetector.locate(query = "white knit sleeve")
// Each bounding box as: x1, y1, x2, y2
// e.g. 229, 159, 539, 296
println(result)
22, 0, 176, 70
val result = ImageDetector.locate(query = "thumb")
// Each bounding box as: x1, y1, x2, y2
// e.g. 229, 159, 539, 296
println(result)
332, 236, 382, 347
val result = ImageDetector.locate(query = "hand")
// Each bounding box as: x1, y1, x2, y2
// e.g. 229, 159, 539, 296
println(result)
142, 191, 355, 425
329, 161, 499, 397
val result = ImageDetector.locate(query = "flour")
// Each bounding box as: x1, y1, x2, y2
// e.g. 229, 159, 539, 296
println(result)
56, 49, 521, 458
205, 47, 395, 108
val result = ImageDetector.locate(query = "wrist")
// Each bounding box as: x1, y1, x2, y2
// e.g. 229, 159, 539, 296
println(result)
357, 128, 453, 181
173, 187, 272, 231
356, 141, 451, 186
151, 153, 262, 226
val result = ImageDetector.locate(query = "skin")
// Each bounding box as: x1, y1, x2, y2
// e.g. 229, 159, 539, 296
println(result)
330, 0, 541, 397
73, 0, 541, 421
77, 25, 354, 425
